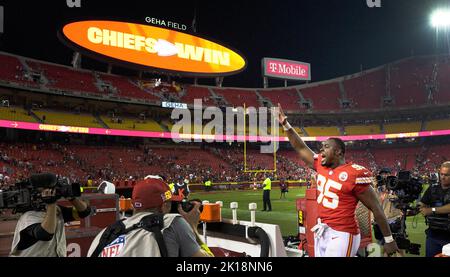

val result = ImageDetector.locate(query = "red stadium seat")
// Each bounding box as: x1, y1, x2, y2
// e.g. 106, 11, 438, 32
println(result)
259, 88, 301, 111
343, 69, 385, 110
300, 82, 342, 111
181, 86, 217, 106
213, 88, 261, 108
26, 61, 101, 94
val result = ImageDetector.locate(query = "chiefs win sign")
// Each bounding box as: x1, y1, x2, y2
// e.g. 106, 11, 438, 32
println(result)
59, 20, 246, 76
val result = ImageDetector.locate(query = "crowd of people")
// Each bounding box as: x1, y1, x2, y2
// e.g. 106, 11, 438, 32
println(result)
1, 139, 449, 190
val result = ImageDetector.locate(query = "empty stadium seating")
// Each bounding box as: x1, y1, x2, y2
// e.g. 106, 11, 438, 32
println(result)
100, 116, 164, 132
0, 54, 23, 82
213, 88, 260, 108
98, 73, 160, 101
294, 127, 306, 136
304, 126, 341, 136
436, 59, 450, 104
343, 70, 385, 110
0, 106, 37, 123
181, 86, 216, 106
2, 103, 447, 137
344, 124, 382, 135
2, 52, 450, 114
26, 61, 101, 94
390, 57, 431, 107
33, 109, 103, 128
300, 83, 342, 111
161, 119, 174, 131
259, 88, 301, 110
0, 54, 36, 86
426, 119, 450, 131
383, 121, 422, 134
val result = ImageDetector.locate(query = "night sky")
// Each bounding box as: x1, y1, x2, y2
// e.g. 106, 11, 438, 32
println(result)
0, 0, 449, 88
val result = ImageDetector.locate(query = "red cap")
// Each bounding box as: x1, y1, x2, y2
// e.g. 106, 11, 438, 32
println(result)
132, 177, 179, 209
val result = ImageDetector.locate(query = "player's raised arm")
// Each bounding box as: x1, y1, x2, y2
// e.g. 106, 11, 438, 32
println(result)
276, 103, 315, 168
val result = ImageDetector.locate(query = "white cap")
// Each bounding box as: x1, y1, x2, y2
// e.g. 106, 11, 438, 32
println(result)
144, 175, 163, 180
249, 203, 257, 210
230, 202, 238, 209
98, 181, 115, 194
216, 201, 223, 207
202, 200, 210, 205
443, 243, 450, 256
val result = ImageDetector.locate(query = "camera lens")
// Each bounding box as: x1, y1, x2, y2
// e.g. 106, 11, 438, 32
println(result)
170, 199, 203, 214
181, 200, 193, 213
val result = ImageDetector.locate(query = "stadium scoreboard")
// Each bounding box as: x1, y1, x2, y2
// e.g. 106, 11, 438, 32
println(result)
59, 20, 247, 77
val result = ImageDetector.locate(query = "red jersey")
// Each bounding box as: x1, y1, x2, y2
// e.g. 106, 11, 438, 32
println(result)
313, 154, 372, 234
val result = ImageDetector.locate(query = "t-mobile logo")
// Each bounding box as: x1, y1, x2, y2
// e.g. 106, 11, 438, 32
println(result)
366, 0, 381, 8
66, 0, 81, 8
269, 63, 277, 73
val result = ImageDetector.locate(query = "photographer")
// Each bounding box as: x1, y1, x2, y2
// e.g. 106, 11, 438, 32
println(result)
9, 174, 91, 257
373, 168, 405, 255
419, 161, 450, 257
88, 177, 213, 257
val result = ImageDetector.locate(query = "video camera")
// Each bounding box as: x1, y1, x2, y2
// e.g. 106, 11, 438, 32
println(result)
376, 170, 423, 210
0, 173, 81, 213
375, 170, 423, 255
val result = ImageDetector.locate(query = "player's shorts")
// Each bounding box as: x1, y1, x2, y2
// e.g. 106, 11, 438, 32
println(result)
314, 225, 360, 257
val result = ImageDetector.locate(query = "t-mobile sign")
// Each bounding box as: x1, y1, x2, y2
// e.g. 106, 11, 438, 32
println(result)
262, 58, 311, 81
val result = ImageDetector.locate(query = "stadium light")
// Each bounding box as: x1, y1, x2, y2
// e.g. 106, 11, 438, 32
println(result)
430, 9, 450, 28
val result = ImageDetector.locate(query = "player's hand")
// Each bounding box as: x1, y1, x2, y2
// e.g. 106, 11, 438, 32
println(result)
276, 103, 287, 124
383, 241, 400, 257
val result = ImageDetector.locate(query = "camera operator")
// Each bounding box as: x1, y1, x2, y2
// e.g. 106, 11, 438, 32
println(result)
419, 161, 450, 257
9, 174, 91, 257
88, 177, 213, 257
373, 168, 405, 255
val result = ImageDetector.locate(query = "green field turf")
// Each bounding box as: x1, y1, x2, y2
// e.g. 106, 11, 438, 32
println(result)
191, 187, 427, 257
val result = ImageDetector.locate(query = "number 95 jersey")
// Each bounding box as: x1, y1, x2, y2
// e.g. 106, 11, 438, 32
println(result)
313, 154, 373, 234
